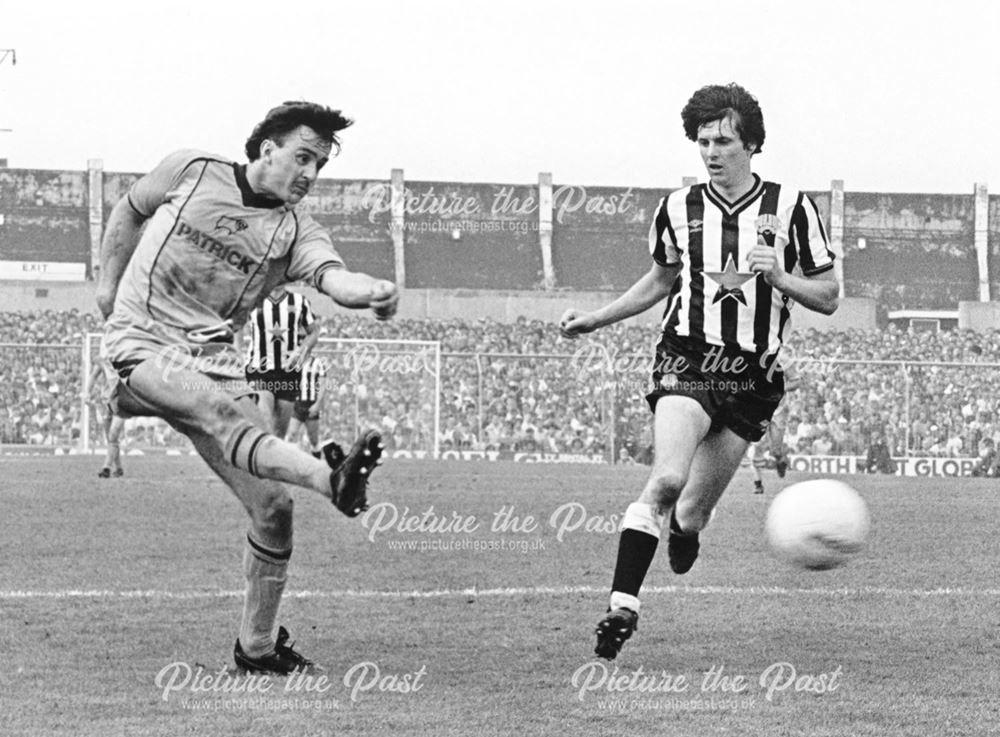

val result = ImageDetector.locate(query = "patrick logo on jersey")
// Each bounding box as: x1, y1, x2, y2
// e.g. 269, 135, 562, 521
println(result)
171, 220, 259, 275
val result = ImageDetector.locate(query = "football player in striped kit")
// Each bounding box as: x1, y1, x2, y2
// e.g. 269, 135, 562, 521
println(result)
559, 83, 839, 659
96, 101, 397, 674
285, 355, 328, 457
244, 285, 322, 438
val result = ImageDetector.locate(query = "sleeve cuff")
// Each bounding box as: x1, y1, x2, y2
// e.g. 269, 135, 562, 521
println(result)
802, 262, 834, 277
653, 256, 680, 268
311, 261, 345, 290
126, 193, 150, 218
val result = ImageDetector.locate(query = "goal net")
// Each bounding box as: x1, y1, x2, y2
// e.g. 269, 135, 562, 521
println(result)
81, 332, 191, 454
308, 338, 442, 459
81, 333, 442, 459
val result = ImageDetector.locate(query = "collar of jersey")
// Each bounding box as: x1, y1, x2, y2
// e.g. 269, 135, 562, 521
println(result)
704, 174, 764, 217
233, 164, 287, 209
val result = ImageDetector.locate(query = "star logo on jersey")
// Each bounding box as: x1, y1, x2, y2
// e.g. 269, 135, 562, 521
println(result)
264, 322, 286, 346
704, 254, 756, 306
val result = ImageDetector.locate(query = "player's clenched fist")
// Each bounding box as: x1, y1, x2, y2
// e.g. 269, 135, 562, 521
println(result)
746, 235, 787, 288
559, 308, 596, 339
369, 280, 399, 321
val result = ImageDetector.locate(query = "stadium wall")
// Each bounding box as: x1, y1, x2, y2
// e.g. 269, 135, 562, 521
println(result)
959, 300, 1000, 332
0, 163, 994, 313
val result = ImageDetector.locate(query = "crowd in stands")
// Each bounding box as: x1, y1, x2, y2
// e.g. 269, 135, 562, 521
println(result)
0, 310, 102, 446
782, 326, 1000, 463
4, 309, 1000, 467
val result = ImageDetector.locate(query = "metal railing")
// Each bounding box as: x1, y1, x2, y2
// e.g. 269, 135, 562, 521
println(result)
0, 341, 996, 463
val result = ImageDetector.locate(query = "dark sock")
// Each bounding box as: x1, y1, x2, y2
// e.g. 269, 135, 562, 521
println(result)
610, 529, 660, 598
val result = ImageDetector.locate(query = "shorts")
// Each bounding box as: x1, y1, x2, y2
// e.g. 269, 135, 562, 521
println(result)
247, 370, 303, 402
104, 316, 255, 420
104, 314, 246, 383
645, 336, 785, 442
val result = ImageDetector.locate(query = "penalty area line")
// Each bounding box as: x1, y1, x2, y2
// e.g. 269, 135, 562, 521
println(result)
0, 585, 998, 600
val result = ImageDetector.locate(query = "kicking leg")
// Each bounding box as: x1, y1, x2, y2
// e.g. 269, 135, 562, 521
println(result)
596, 395, 710, 659
125, 361, 336, 498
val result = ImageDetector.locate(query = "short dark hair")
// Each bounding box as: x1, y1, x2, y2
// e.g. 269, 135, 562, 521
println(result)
681, 83, 765, 153
245, 101, 353, 161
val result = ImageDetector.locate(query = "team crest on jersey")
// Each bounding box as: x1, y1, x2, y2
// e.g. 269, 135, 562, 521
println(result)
215, 215, 249, 236
755, 214, 782, 236
659, 373, 680, 390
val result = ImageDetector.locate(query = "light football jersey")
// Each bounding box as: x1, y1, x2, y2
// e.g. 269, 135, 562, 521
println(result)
113, 149, 343, 335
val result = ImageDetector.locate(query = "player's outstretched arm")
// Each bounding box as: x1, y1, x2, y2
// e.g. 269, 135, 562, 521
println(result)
319, 269, 399, 321
96, 198, 148, 318
559, 261, 678, 339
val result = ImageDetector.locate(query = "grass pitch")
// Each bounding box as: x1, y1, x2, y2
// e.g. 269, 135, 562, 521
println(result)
2, 457, 998, 736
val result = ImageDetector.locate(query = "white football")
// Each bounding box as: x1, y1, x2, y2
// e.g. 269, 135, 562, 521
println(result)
765, 479, 870, 570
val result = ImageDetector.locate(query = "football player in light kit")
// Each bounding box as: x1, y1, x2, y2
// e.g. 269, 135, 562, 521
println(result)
85, 346, 126, 478
559, 83, 839, 659
96, 101, 398, 674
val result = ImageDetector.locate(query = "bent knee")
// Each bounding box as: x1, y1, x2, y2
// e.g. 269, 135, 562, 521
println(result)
251, 489, 294, 537
646, 468, 688, 508
674, 498, 712, 532
189, 395, 246, 437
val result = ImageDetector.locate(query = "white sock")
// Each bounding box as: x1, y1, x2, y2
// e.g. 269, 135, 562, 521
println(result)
239, 535, 290, 657
620, 502, 666, 537
610, 591, 642, 613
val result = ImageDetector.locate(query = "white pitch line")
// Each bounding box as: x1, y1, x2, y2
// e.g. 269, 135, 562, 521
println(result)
1, 585, 998, 600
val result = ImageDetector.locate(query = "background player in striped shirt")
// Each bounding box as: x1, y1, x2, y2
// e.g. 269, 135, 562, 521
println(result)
285, 355, 328, 457
95, 101, 398, 674
245, 285, 322, 438
559, 83, 839, 659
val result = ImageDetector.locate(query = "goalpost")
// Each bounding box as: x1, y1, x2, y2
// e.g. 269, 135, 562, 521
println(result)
81, 332, 101, 454
80, 333, 443, 459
